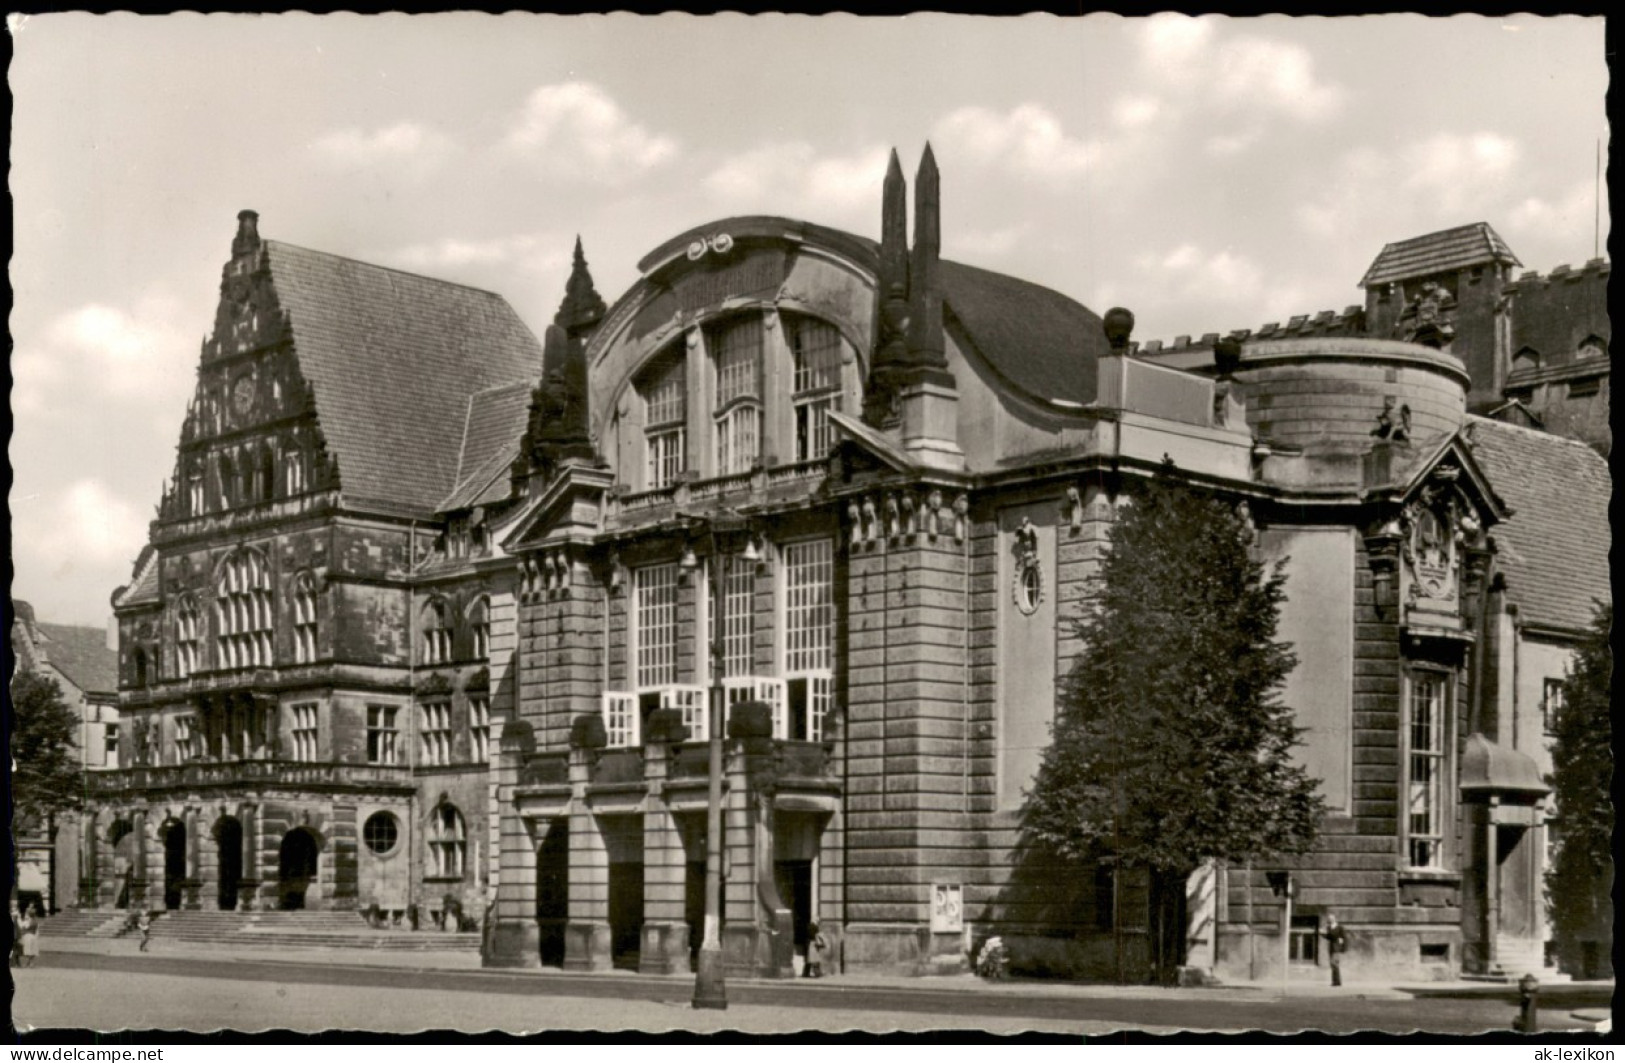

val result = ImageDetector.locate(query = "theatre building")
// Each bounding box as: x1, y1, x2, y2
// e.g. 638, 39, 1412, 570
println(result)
90, 146, 1607, 983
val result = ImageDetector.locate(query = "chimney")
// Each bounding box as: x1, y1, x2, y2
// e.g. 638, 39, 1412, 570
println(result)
233, 209, 261, 258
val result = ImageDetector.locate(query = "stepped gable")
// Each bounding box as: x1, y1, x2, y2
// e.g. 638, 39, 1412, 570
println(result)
32, 620, 118, 695
262, 241, 544, 514
439, 380, 536, 512
1466, 414, 1610, 633
1360, 222, 1520, 288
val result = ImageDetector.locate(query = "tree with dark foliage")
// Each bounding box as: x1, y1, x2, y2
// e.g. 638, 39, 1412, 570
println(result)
1023, 462, 1324, 984
10, 671, 84, 827
1545, 603, 1612, 979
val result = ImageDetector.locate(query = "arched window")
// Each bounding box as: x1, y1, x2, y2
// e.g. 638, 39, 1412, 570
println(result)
284, 444, 307, 496
175, 596, 202, 678
709, 316, 763, 475
292, 572, 319, 665
216, 548, 273, 670
422, 600, 452, 665
427, 802, 466, 878
218, 453, 236, 509
637, 348, 687, 490
258, 444, 276, 503
786, 314, 843, 462
468, 596, 490, 661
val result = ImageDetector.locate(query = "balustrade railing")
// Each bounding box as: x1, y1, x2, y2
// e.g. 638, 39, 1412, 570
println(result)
84, 759, 413, 794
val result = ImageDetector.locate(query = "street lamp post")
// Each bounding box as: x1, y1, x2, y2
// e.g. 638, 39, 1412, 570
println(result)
688, 512, 751, 1011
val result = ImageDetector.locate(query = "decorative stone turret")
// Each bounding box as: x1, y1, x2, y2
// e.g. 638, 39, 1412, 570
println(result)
515, 239, 605, 487
863, 144, 962, 470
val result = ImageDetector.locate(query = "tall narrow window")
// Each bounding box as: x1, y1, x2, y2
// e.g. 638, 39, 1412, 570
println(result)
367, 705, 400, 765
710, 317, 763, 475
468, 597, 490, 661
188, 473, 205, 516
174, 714, 199, 763
1407, 672, 1446, 868
428, 803, 466, 878
784, 539, 834, 741
290, 703, 319, 762
706, 558, 755, 680
789, 316, 843, 462
292, 573, 319, 665
468, 696, 491, 763
104, 724, 120, 769
284, 447, 307, 496
422, 601, 452, 665
1542, 678, 1564, 734
635, 564, 679, 691
175, 596, 202, 679
420, 701, 452, 766
216, 549, 273, 670
639, 350, 687, 490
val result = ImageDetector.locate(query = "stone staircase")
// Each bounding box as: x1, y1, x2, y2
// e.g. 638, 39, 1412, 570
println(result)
143, 909, 481, 952
37, 909, 131, 938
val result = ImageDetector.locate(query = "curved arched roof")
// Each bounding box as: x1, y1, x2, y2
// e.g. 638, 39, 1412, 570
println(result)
628, 216, 1110, 407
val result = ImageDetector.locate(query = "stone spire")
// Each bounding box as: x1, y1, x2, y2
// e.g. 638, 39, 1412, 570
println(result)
554, 236, 608, 341
232, 209, 261, 259
906, 143, 946, 368
865, 150, 914, 427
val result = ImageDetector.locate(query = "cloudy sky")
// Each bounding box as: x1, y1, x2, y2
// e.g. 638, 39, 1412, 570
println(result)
9, 13, 1608, 625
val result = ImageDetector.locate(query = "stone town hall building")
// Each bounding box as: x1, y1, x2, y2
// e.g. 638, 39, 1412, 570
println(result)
88, 148, 1608, 982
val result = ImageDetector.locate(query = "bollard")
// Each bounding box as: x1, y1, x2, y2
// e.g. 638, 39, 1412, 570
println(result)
1513, 973, 1539, 1033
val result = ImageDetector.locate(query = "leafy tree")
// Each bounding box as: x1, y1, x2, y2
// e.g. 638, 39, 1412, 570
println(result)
1023, 462, 1324, 984
9, 670, 84, 828
1545, 603, 1612, 978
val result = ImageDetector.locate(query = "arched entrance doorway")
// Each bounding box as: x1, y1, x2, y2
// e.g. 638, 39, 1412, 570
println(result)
216, 816, 243, 910
278, 828, 319, 910
109, 820, 137, 909
161, 820, 187, 910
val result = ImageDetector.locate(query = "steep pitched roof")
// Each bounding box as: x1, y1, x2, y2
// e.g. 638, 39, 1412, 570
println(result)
1466, 415, 1610, 633
264, 242, 544, 514
439, 381, 535, 512
1360, 223, 1521, 289
32, 620, 119, 696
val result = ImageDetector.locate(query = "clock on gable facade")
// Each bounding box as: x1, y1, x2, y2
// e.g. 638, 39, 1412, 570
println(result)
232, 373, 257, 417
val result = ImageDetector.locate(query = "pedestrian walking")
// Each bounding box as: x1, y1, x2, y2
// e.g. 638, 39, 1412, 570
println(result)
17, 906, 41, 968
9, 905, 21, 968
136, 910, 152, 952
803, 921, 827, 979
1322, 912, 1348, 987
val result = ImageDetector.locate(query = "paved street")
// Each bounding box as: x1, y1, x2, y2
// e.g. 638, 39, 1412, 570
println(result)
11, 948, 1603, 1037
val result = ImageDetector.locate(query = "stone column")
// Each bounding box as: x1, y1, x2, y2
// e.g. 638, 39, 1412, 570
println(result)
563, 732, 612, 971
639, 722, 687, 974
487, 721, 540, 968
330, 803, 359, 911
180, 807, 203, 910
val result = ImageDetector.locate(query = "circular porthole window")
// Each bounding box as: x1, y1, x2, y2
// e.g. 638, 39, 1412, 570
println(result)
363, 812, 400, 856
1016, 560, 1043, 616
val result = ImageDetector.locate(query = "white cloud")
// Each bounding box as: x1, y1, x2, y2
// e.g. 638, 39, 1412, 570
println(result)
948, 223, 1031, 260
1135, 16, 1344, 123
1137, 243, 1269, 305
1298, 133, 1522, 237
19, 478, 152, 571
502, 82, 677, 183
704, 142, 888, 219
1507, 179, 1610, 239
311, 121, 455, 173
14, 298, 196, 418
932, 104, 1097, 188
1205, 128, 1262, 157
1112, 95, 1161, 130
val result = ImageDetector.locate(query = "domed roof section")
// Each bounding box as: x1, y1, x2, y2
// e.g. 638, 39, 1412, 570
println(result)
630, 215, 1108, 409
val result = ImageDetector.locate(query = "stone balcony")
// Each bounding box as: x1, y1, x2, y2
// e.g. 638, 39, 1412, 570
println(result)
84, 759, 415, 796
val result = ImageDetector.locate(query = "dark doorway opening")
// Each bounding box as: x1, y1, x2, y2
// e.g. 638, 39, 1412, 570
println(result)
278, 828, 319, 910
775, 860, 814, 962
162, 821, 187, 910
216, 817, 243, 910
685, 860, 706, 973
110, 821, 137, 909
607, 861, 644, 971
536, 817, 569, 968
